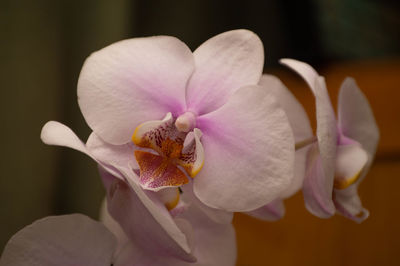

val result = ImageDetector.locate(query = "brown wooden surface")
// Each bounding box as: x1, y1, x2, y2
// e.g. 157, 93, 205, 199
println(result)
234, 59, 400, 266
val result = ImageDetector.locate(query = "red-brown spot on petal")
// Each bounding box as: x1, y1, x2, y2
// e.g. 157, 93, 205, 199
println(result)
134, 150, 188, 189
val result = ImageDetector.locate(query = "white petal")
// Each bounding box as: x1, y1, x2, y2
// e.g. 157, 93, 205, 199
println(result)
259, 74, 313, 198
259, 74, 313, 142
78, 36, 195, 145
186, 29, 264, 114
338, 77, 380, 174
280, 58, 319, 95
103, 169, 195, 262
333, 185, 369, 223
181, 182, 233, 224
303, 145, 336, 218
245, 199, 285, 221
281, 59, 338, 216
0, 214, 116, 266
194, 85, 295, 211
40, 121, 93, 159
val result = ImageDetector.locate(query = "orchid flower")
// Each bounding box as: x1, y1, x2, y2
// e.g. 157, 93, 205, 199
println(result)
41, 29, 294, 212
0, 171, 236, 266
246, 75, 313, 221
280, 59, 379, 223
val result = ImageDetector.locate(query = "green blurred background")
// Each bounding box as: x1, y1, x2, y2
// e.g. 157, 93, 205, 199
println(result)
1, 0, 399, 255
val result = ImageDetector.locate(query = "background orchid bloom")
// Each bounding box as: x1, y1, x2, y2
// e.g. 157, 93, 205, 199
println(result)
280, 59, 379, 223
41, 29, 295, 212
100, 170, 236, 266
246, 75, 313, 221
0, 214, 117, 266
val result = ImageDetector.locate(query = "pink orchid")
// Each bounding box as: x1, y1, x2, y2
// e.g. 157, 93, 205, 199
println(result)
41, 29, 295, 212
281, 59, 379, 223
246, 75, 313, 221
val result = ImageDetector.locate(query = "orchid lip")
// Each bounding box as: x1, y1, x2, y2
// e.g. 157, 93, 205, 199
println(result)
131, 113, 205, 191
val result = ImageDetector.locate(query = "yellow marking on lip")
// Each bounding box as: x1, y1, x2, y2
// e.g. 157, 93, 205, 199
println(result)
134, 150, 189, 188
131, 123, 144, 146
334, 171, 362, 190
165, 189, 180, 211
181, 160, 204, 178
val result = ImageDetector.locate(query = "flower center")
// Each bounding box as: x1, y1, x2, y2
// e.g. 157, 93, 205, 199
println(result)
175, 111, 197, 132
131, 113, 204, 191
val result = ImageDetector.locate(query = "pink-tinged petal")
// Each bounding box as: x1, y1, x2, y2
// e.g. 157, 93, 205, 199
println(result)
78, 36, 195, 145
99, 199, 129, 261
41, 122, 128, 180
40, 121, 94, 160
101, 175, 235, 266
116, 218, 195, 266
280, 60, 337, 183
259, 75, 313, 198
102, 170, 196, 262
282, 146, 311, 198
87, 132, 139, 173
304, 77, 337, 184
194, 85, 295, 211
259, 75, 313, 142
334, 143, 368, 190
0, 214, 116, 266
181, 182, 234, 224
333, 185, 369, 223
186, 29, 264, 115
178, 199, 237, 266
245, 199, 285, 221
281, 59, 338, 217
338, 77, 380, 171
280, 58, 319, 95
119, 213, 235, 266
303, 145, 336, 218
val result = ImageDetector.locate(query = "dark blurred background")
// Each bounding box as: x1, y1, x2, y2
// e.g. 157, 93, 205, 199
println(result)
1, 0, 399, 265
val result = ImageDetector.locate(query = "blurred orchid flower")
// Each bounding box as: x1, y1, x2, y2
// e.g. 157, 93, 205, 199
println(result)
41, 29, 295, 212
99, 169, 236, 266
246, 75, 313, 221
280, 59, 379, 223
0, 214, 117, 266
0, 172, 236, 266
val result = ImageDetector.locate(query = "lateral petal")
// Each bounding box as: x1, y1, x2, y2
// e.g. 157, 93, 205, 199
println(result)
194, 85, 294, 211
259, 75, 313, 198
